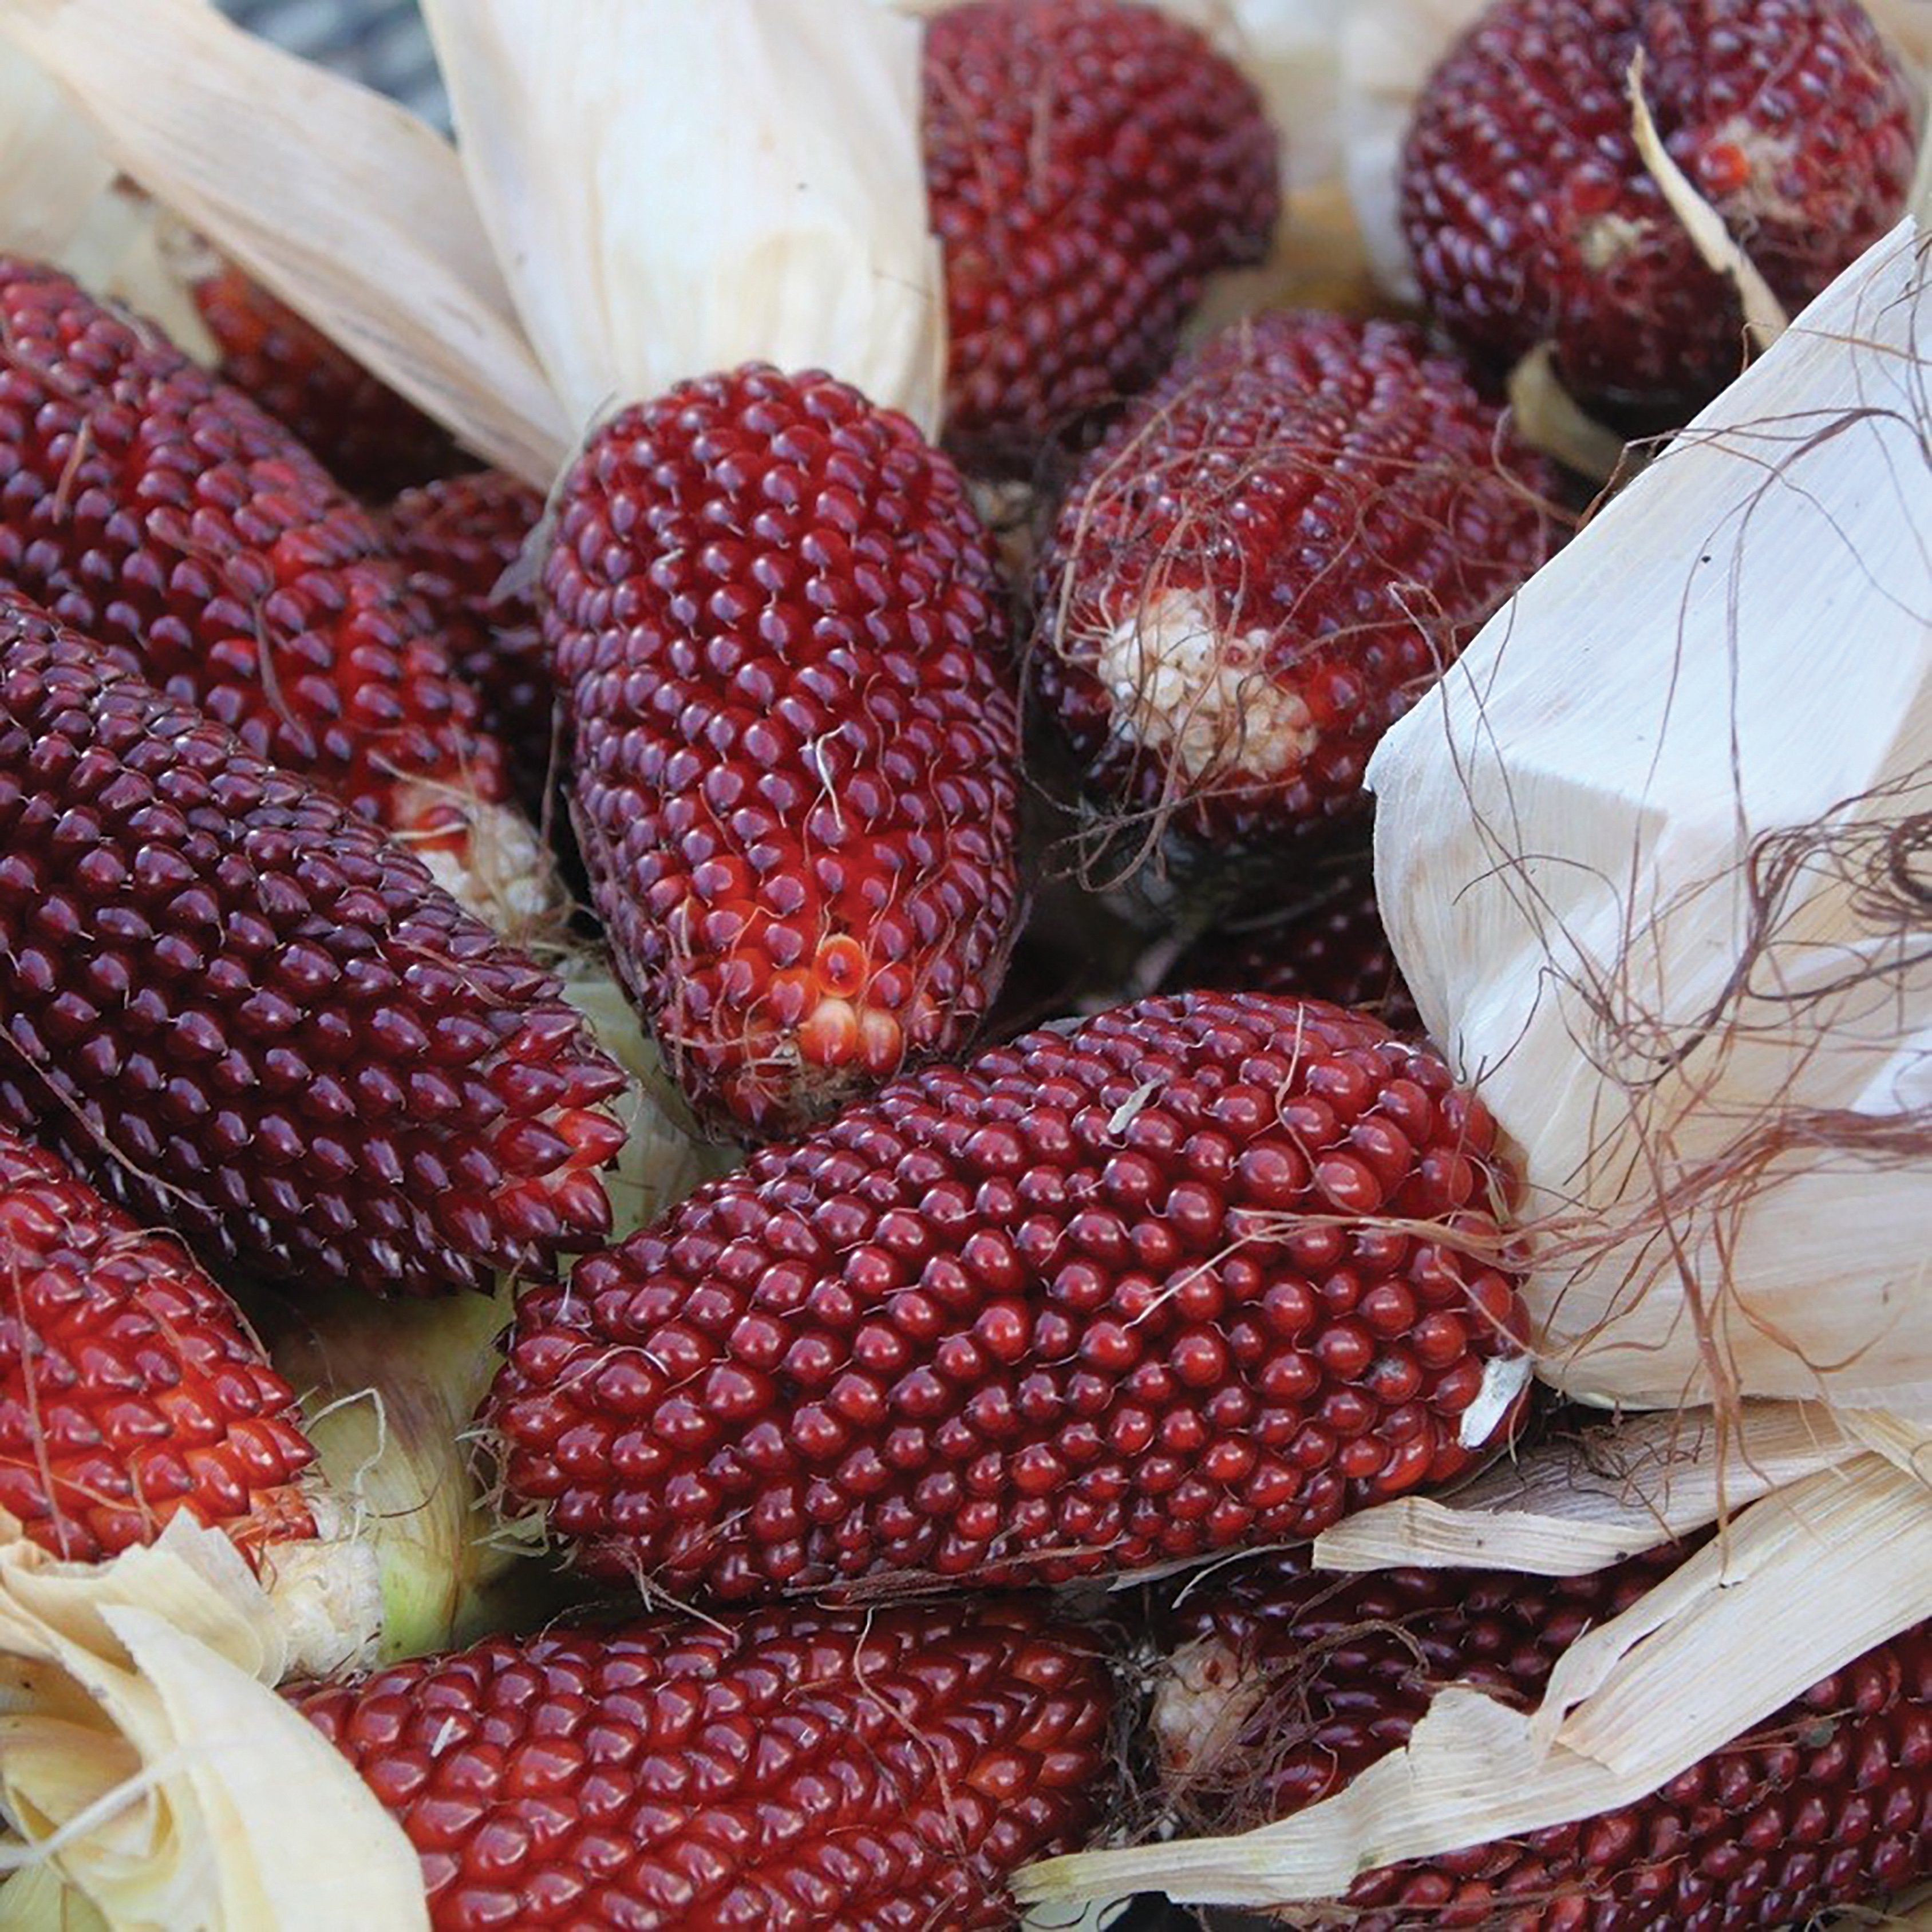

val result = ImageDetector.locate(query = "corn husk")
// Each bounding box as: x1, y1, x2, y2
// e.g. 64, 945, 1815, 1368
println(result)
1021, 1449, 1932, 1909
2, 0, 943, 483
2, 0, 566, 482
1369, 218, 1932, 1420
0, 1516, 424, 1930
421, 0, 941, 440
1310, 1399, 1860, 1574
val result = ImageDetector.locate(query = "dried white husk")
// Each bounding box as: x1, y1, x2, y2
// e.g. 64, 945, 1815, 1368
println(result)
421, 0, 941, 441
1371, 219, 1932, 1420
1310, 1399, 1859, 1574
2, 0, 567, 483
0, 1516, 424, 1930
1022, 1449, 1932, 1909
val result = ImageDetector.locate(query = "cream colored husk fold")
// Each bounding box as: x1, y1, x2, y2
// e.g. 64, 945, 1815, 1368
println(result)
0, 1516, 425, 1930
1371, 219, 1932, 1419
1022, 1449, 1932, 1909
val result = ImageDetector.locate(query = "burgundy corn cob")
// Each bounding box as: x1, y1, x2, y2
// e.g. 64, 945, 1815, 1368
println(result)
0, 598, 625, 1297
384, 471, 552, 810
1032, 311, 1559, 846
0, 1124, 318, 1566
191, 262, 465, 497
925, 0, 1280, 474
488, 991, 1530, 1602
1400, 0, 1918, 408
1175, 854, 1422, 1034
294, 1595, 1112, 1931
1155, 1548, 1931, 1927
0, 258, 520, 890
547, 362, 1022, 1140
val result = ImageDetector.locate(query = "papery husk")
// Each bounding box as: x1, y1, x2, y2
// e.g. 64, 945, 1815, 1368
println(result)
260, 1284, 552, 1668
421, 0, 942, 441
1369, 218, 1932, 1420
0, 1514, 425, 1930
1310, 1398, 1859, 1574
2, 0, 568, 483
1019, 1451, 1932, 1909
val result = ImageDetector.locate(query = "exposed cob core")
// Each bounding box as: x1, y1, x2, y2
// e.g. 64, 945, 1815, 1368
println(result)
1152, 1547, 1931, 1926
294, 1595, 1112, 1930
488, 991, 1530, 1601
547, 362, 1022, 1139
0, 598, 625, 1297
0, 258, 539, 918
1031, 312, 1558, 844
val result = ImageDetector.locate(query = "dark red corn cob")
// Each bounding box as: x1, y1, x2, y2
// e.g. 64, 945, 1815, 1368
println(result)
294, 1595, 1112, 1931
1175, 854, 1422, 1034
0, 598, 625, 1297
192, 262, 463, 497
0, 258, 519, 886
1030, 312, 1559, 846
1400, 0, 1918, 408
546, 362, 1022, 1140
0, 1124, 317, 1566
488, 990, 1531, 1602
1155, 1548, 1931, 1927
926, 0, 1280, 475
383, 472, 553, 810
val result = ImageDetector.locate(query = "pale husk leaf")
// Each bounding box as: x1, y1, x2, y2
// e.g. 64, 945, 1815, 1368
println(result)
421, 0, 943, 441
1, 0, 568, 483
560, 966, 740, 1238
1020, 1453, 1932, 1908
1368, 220, 1932, 1417
1311, 1400, 1857, 1573
0, 1516, 424, 1930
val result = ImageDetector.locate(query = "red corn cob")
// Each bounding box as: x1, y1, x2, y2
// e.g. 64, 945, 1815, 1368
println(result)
546, 362, 1022, 1140
1030, 312, 1559, 846
383, 471, 553, 811
192, 262, 463, 497
294, 1594, 1113, 1931
0, 1124, 317, 1566
1155, 1548, 1931, 1926
0, 597, 625, 1298
1175, 854, 1422, 1034
926, 0, 1279, 475
1400, 0, 1918, 408
488, 991, 1531, 1602
0, 258, 523, 897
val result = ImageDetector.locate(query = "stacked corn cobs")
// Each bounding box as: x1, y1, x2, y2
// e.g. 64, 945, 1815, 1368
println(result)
0, 0, 1924, 1928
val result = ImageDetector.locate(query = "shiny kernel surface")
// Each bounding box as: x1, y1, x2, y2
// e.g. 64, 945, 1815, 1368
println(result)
0, 1124, 315, 1563
296, 1597, 1111, 1931
385, 472, 551, 808
0, 258, 506, 850
491, 991, 1529, 1598
926, 0, 1279, 472
193, 263, 460, 497
547, 363, 1021, 1139
1163, 1548, 1931, 1927
0, 603, 623, 1297
1400, 0, 1917, 404
1032, 313, 1558, 842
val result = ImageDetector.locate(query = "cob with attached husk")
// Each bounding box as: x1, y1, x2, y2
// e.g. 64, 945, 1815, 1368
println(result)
1020, 114, 1932, 1932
